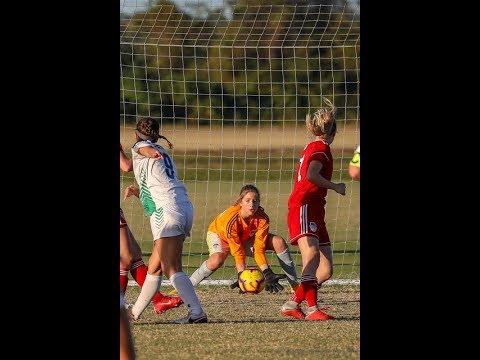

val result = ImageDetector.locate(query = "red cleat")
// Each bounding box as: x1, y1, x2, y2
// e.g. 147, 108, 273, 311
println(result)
281, 308, 305, 319
153, 295, 183, 314
281, 300, 305, 319
305, 309, 334, 321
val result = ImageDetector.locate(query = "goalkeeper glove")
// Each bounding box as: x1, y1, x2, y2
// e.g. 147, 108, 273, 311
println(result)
262, 267, 286, 293
229, 272, 245, 294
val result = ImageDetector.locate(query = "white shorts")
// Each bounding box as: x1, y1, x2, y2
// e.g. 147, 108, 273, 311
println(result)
206, 232, 254, 257
150, 201, 193, 240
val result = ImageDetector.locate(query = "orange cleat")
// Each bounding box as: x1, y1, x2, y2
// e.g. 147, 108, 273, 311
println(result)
153, 295, 183, 314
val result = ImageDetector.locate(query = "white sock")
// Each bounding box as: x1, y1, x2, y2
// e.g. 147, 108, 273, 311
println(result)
170, 272, 205, 317
190, 261, 214, 287
131, 273, 161, 319
276, 249, 298, 285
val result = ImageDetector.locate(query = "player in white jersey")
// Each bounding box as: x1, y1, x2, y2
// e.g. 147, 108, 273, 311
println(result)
124, 117, 207, 324
120, 143, 183, 313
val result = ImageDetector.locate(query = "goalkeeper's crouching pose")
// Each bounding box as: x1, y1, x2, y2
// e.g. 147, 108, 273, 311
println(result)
164, 185, 299, 311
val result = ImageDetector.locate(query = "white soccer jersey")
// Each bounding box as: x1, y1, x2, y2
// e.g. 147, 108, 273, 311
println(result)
132, 140, 190, 216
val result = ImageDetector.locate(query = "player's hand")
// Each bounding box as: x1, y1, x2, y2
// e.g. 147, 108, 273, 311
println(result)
229, 273, 245, 294
335, 183, 346, 196
124, 185, 139, 200
262, 268, 286, 293
150, 149, 162, 159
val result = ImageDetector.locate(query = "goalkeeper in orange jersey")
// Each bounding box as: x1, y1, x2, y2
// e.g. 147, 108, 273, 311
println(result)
186, 185, 299, 295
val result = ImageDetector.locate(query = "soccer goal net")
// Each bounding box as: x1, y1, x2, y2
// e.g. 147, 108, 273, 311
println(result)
120, 0, 360, 286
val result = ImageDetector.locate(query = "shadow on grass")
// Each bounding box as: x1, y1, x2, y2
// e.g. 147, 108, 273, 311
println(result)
133, 315, 359, 326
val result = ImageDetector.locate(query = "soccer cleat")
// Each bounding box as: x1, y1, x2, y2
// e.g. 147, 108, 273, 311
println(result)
153, 295, 183, 314
167, 289, 178, 295
280, 300, 305, 319
172, 312, 208, 324
304, 307, 334, 321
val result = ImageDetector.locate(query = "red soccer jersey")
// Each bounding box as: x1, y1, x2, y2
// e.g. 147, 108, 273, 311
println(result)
288, 139, 333, 207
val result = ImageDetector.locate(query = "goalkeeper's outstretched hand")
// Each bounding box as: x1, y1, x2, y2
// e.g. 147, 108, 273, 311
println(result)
262, 267, 286, 293
229, 273, 245, 294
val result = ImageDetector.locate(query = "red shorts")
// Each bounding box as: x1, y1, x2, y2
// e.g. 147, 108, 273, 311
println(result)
287, 203, 330, 246
120, 208, 127, 227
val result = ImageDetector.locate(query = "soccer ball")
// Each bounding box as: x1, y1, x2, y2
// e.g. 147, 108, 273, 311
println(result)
238, 268, 265, 294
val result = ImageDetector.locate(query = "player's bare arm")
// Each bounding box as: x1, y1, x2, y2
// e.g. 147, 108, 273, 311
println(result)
120, 146, 133, 172
137, 145, 162, 159
307, 160, 346, 195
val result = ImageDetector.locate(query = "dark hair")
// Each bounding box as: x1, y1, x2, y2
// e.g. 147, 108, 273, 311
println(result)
135, 117, 173, 149
233, 184, 260, 205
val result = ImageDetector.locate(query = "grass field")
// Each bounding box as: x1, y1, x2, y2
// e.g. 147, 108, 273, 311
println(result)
120, 124, 360, 280
125, 285, 360, 359
121, 124, 360, 358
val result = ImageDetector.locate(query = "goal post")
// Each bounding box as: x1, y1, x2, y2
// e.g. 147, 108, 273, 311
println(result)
120, 0, 360, 285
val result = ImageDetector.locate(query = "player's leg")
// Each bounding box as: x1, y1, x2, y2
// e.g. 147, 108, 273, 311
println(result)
281, 204, 332, 320
127, 226, 148, 287
190, 232, 229, 287
125, 226, 181, 313
159, 235, 207, 323
281, 235, 318, 319
120, 294, 136, 360
265, 233, 299, 289
316, 244, 333, 288
120, 217, 133, 294
302, 210, 333, 321
130, 239, 163, 320
163, 203, 207, 323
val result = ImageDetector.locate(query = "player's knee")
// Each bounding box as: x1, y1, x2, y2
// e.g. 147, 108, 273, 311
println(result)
160, 261, 180, 278
318, 266, 333, 283
311, 248, 320, 259
324, 268, 333, 280
147, 261, 163, 275
208, 253, 225, 270
271, 234, 287, 252
120, 256, 133, 270
305, 251, 320, 269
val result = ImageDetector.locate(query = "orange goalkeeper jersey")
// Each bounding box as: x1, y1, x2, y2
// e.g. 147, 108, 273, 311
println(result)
208, 204, 270, 268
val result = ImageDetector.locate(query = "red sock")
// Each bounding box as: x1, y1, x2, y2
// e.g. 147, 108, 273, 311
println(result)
292, 283, 306, 303
304, 280, 318, 307
130, 260, 148, 287
130, 260, 166, 304
120, 270, 128, 294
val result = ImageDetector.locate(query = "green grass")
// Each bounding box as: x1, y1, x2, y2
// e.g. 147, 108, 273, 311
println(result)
125, 285, 360, 359
121, 173, 359, 279
121, 179, 359, 280
121, 125, 360, 358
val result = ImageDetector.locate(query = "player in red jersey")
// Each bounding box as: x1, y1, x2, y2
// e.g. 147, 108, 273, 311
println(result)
120, 143, 182, 314
281, 97, 346, 321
